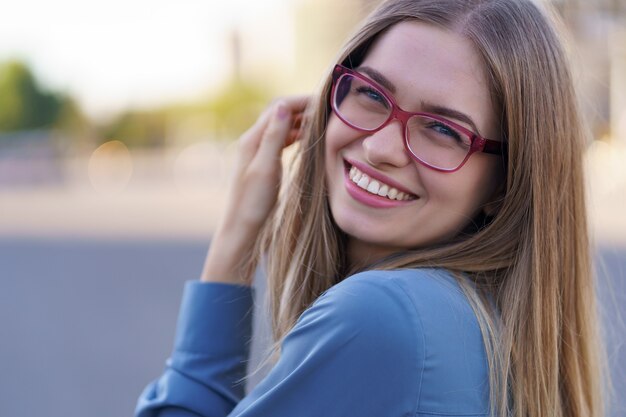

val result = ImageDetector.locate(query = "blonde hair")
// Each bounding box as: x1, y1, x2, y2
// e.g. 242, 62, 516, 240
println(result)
254, 1, 605, 416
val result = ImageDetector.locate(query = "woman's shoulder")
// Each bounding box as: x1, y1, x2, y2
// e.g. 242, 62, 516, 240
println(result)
326, 267, 478, 325
312, 267, 490, 416
300, 268, 466, 365
323, 268, 486, 347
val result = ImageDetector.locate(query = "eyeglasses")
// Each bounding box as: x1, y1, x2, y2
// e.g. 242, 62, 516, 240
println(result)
330, 64, 503, 172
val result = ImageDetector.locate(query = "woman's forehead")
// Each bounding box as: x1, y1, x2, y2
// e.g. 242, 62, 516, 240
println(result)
359, 21, 497, 138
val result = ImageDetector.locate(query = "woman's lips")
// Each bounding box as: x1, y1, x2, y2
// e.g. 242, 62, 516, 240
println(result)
348, 165, 414, 201
343, 161, 417, 209
344, 158, 417, 197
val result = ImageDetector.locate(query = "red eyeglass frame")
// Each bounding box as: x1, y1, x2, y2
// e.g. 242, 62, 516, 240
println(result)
330, 64, 504, 172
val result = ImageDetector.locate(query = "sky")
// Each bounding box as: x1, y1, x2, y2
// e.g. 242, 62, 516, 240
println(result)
0, 0, 290, 119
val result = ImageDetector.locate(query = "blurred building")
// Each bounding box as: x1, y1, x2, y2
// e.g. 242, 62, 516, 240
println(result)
226, 0, 380, 95
548, 0, 626, 142
290, 0, 381, 91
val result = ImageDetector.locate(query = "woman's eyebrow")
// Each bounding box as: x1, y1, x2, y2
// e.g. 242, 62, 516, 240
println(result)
357, 66, 396, 94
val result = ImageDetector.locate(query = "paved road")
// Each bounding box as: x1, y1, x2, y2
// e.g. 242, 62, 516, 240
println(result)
0, 238, 624, 417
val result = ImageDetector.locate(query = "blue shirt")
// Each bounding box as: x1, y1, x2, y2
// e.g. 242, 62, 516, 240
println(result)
135, 268, 489, 416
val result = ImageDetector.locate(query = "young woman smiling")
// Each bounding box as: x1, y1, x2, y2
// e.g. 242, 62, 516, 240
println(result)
136, 1, 605, 416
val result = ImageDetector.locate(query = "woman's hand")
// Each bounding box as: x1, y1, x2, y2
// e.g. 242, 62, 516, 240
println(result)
200, 96, 309, 285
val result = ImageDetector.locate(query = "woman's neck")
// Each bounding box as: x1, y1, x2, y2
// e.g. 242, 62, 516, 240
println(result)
346, 237, 400, 271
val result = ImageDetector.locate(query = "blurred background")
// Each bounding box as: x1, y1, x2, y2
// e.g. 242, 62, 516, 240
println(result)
0, 0, 625, 416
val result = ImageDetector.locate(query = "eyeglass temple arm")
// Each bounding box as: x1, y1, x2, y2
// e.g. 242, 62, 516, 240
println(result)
476, 137, 504, 155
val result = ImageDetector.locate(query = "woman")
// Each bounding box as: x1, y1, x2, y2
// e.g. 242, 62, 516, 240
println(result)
136, 0, 605, 416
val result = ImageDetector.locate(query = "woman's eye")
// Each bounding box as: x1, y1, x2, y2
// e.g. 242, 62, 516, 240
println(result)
355, 86, 388, 108
431, 122, 462, 141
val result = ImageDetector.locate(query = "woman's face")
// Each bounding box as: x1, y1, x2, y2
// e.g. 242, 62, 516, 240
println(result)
325, 21, 504, 266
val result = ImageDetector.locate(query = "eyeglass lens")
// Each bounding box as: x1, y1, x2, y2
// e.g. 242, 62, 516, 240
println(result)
333, 74, 472, 170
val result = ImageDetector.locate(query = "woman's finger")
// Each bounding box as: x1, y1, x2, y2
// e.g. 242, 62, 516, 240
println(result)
237, 107, 274, 162
255, 101, 294, 162
286, 112, 304, 146
237, 96, 310, 162
282, 95, 310, 112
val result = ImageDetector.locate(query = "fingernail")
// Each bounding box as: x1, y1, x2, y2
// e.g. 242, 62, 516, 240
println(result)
277, 103, 289, 120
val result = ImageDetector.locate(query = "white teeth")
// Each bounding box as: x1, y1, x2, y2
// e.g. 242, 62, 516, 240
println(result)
367, 180, 380, 194
357, 175, 369, 189
348, 164, 414, 201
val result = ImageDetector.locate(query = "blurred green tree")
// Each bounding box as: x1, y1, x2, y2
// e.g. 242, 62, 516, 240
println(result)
99, 79, 271, 148
101, 110, 167, 148
55, 96, 88, 133
0, 60, 63, 133
207, 80, 270, 140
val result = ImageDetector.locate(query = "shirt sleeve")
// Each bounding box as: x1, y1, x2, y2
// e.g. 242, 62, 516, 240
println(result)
135, 272, 424, 417
135, 281, 255, 417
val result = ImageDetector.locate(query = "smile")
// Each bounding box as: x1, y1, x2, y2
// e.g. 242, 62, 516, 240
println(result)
349, 165, 414, 201
342, 160, 418, 209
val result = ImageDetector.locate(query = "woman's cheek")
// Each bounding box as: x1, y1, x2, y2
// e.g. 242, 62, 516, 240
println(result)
325, 115, 360, 152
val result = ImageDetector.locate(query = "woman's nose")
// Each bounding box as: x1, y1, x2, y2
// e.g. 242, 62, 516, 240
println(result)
362, 119, 412, 168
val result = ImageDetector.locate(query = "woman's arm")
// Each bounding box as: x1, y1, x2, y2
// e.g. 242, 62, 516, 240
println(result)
135, 271, 424, 417
135, 282, 254, 417
137, 97, 309, 416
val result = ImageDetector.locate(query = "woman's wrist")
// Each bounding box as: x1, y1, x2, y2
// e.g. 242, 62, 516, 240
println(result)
200, 228, 257, 286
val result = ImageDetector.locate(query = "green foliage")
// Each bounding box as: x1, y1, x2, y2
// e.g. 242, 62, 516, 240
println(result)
0, 60, 63, 133
0, 60, 272, 147
207, 80, 270, 140
101, 110, 167, 148
54, 96, 88, 133
100, 79, 272, 147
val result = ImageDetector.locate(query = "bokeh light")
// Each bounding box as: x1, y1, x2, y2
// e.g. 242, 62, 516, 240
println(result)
88, 140, 133, 193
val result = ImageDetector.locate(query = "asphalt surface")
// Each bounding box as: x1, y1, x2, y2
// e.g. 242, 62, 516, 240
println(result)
0, 238, 624, 417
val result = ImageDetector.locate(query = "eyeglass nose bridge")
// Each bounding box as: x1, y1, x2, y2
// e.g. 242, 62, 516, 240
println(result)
380, 107, 418, 152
